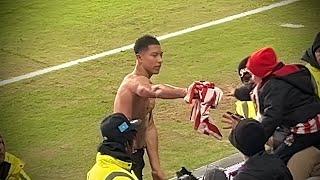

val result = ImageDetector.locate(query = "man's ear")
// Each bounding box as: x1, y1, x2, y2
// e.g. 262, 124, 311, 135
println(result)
136, 54, 143, 63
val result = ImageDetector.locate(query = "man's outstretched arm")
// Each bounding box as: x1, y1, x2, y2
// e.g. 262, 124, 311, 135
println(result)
133, 76, 187, 99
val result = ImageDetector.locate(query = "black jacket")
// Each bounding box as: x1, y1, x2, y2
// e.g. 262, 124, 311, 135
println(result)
234, 151, 293, 180
258, 65, 320, 139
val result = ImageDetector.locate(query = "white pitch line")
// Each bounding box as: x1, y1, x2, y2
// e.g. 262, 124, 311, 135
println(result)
0, 0, 300, 87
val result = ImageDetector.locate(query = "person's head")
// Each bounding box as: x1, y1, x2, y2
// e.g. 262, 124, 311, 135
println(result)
315, 46, 320, 65
313, 32, 320, 65
229, 119, 265, 157
301, 32, 320, 69
0, 134, 5, 163
238, 56, 252, 85
134, 35, 163, 76
246, 47, 279, 84
100, 113, 138, 154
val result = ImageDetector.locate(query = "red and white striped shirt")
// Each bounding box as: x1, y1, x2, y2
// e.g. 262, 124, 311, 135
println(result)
291, 114, 320, 134
184, 81, 223, 140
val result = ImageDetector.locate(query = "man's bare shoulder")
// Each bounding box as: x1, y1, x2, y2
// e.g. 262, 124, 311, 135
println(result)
123, 74, 151, 86
117, 74, 152, 98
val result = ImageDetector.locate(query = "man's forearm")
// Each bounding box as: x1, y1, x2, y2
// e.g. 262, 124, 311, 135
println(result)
145, 124, 161, 171
153, 84, 187, 99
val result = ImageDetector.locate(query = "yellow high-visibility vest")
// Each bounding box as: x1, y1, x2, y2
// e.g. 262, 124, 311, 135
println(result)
87, 153, 138, 180
3, 152, 31, 180
306, 64, 320, 97
235, 101, 257, 119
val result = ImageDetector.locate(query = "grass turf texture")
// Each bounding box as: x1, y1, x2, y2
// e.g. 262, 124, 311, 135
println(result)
0, 0, 319, 179
0, 0, 277, 80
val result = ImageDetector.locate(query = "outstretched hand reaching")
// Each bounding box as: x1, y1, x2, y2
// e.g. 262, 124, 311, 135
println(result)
222, 111, 243, 129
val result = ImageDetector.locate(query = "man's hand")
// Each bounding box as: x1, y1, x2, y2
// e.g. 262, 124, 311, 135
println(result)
222, 111, 243, 129
152, 169, 166, 180
185, 83, 200, 100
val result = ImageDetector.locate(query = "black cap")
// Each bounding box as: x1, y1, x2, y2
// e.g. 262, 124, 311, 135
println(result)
100, 113, 138, 144
237, 56, 252, 84
229, 119, 265, 156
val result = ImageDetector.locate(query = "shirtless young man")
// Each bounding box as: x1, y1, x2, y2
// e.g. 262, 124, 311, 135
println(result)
114, 35, 188, 180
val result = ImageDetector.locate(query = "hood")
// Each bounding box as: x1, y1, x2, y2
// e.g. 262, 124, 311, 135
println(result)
272, 65, 316, 95
302, 49, 320, 69
97, 141, 132, 162
96, 153, 133, 171
229, 119, 265, 156
301, 32, 320, 69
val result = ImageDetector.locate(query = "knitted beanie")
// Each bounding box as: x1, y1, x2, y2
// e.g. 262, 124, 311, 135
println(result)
246, 47, 279, 78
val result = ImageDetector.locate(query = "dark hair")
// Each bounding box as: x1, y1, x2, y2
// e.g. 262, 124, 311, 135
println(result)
134, 35, 160, 54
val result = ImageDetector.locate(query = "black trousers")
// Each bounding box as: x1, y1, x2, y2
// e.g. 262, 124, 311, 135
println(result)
132, 149, 145, 180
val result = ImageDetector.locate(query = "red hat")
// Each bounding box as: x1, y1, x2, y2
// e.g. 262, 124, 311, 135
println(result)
246, 47, 279, 78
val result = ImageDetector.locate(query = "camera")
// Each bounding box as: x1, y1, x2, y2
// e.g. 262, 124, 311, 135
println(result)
176, 167, 198, 180
177, 174, 198, 180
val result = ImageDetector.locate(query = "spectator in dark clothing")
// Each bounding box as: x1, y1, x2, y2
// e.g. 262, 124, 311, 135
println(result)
301, 32, 320, 96
235, 56, 291, 150
234, 56, 255, 101
286, 32, 320, 180
246, 47, 320, 163
233, 56, 257, 119
225, 116, 293, 180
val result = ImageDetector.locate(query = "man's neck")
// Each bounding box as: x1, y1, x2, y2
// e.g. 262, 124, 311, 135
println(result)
133, 65, 152, 79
